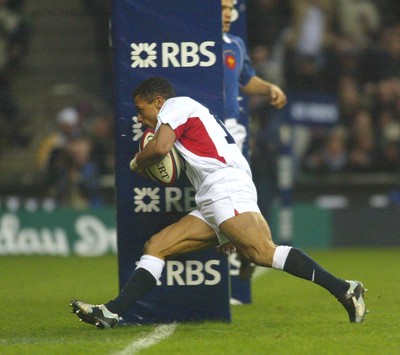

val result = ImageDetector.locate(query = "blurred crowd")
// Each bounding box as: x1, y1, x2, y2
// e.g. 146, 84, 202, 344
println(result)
0, 0, 31, 147
36, 0, 400, 209
247, 0, 400, 176
32, 0, 114, 209
36, 102, 115, 209
6, 0, 399, 210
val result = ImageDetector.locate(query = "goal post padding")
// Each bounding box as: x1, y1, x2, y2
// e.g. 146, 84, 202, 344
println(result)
226, 0, 252, 304
111, 0, 230, 323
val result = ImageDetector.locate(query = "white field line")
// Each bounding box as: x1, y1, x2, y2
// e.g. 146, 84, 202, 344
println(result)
112, 323, 177, 355
112, 266, 270, 354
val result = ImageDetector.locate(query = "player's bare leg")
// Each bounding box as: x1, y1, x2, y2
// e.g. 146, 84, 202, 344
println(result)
143, 214, 218, 258
71, 215, 219, 327
237, 252, 256, 280
219, 212, 275, 266
220, 212, 367, 323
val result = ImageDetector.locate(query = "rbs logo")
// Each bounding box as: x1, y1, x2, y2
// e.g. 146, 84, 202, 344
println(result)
130, 41, 216, 68
158, 259, 221, 286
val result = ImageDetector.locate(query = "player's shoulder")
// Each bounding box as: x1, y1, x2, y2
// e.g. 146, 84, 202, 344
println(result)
161, 96, 204, 118
164, 96, 198, 108
224, 33, 246, 47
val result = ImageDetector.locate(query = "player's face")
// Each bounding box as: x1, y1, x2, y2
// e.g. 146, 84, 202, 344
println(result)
221, 0, 234, 33
134, 95, 160, 129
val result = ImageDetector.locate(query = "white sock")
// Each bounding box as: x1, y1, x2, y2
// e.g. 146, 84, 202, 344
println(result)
272, 246, 292, 270
136, 254, 165, 281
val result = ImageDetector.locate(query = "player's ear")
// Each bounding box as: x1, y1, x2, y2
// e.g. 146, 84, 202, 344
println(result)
155, 96, 164, 109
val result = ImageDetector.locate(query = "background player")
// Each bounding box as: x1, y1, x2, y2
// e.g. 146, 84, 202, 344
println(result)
71, 77, 366, 329
222, 0, 286, 286
222, 0, 286, 153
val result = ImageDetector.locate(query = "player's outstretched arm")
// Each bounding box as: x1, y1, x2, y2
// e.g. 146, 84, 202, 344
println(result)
241, 76, 287, 109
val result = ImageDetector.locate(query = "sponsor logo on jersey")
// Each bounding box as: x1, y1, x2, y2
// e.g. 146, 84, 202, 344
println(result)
225, 53, 236, 70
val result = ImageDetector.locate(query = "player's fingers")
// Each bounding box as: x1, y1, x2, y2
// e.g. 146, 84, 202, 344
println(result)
277, 90, 287, 107
130, 153, 141, 171
270, 86, 285, 104
276, 98, 287, 109
129, 158, 137, 171
130, 157, 143, 172
272, 94, 287, 109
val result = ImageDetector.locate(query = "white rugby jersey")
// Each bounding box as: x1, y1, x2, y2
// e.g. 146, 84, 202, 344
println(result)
155, 96, 252, 191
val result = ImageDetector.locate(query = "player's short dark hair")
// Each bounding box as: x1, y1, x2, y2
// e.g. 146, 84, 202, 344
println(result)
132, 77, 176, 103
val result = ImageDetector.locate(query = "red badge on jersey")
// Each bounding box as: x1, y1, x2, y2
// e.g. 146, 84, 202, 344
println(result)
225, 54, 236, 70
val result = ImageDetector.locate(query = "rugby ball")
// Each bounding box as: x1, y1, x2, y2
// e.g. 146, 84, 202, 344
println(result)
139, 129, 182, 186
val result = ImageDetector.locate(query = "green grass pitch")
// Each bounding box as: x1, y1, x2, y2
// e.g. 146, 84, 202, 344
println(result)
1, 248, 399, 354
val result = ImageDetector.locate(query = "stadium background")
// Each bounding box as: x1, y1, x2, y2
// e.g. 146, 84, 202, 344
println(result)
1, 0, 400, 256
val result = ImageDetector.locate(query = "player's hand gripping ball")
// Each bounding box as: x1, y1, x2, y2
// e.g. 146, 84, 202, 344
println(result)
138, 129, 182, 186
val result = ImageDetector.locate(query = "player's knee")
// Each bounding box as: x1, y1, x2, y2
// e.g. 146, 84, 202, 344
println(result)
142, 239, 152, 254
244, 244, 275, 267
142, 233, 172, 259
142, 237, 161, 256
